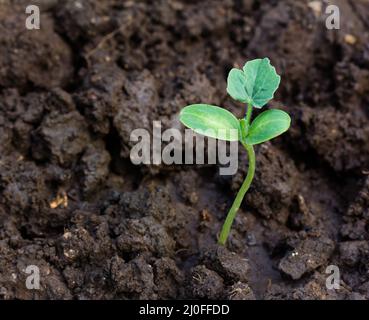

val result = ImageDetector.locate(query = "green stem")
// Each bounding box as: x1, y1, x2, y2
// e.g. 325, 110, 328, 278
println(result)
218, 143, 255, 245
218, 103, 256, 245
244, 103, 253, 135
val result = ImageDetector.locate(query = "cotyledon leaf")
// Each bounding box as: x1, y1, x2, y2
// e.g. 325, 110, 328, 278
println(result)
245, 109, 291, 145
179, 104, 241, 141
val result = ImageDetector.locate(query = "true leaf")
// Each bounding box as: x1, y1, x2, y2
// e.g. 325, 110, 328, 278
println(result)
227, 58, 281, 108
226, 69, 248, 103
245, 109, 291, 145
180, 104, 240, 141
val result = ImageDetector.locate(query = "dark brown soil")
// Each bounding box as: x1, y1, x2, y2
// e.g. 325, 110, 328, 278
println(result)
0, 0, 369, 300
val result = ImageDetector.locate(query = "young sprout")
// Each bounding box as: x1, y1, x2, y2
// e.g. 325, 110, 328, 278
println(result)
180, 58, 291, 245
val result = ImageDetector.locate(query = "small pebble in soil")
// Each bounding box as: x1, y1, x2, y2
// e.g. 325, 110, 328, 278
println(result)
246, 233, 257, 246
344, 34, 357, 45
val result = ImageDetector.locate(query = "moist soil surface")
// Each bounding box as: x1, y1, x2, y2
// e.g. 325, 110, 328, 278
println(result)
0, 0, 369, 300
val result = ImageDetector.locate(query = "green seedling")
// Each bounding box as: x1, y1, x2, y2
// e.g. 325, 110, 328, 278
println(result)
180, 58, 291, 245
